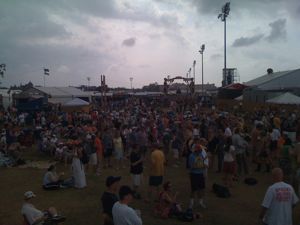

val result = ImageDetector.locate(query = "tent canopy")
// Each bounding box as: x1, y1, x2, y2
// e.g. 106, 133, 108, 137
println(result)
63, 98, 89, 106
266, 92, 300, 105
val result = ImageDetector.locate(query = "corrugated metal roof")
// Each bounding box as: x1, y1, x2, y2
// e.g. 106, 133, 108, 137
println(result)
266, 92, 300, 104
34, 87, 89, 97
245, 70, 292, 86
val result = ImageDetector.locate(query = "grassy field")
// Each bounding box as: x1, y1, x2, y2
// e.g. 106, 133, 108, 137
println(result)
1, 150, 299, 225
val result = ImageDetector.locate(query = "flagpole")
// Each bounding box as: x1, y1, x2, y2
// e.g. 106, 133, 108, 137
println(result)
44, 74, 45, 87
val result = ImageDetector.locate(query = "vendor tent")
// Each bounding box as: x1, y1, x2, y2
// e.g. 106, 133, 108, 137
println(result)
63, 98, 89, 106
266, 92, 300, 105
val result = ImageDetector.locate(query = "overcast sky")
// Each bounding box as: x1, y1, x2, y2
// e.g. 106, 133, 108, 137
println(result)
0, 0, 299, 88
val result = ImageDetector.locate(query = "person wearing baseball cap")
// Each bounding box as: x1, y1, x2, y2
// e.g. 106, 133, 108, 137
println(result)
21, 191, 65, 225
101, 176, 121, 225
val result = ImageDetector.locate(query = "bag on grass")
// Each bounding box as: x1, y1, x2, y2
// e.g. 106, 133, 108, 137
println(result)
244, 177, 258, 186
178, 208, 194, 222
212, 183, 231, 198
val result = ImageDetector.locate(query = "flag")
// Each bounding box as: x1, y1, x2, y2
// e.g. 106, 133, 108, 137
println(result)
44, 68, 50, 76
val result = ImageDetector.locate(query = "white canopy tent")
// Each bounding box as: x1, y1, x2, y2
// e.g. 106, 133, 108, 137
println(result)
266, 92, 300, 105
63, 98, 89, 106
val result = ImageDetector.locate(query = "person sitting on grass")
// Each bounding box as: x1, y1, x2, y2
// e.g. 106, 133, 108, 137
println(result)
43, 165, 65, 190
155, 181, 202, 221
21, 191, 65, 225
112, 185, 142, 225
155, 181, 182, 219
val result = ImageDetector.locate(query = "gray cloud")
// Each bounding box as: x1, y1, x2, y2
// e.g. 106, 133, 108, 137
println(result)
232, 34, 264, 47
266, 18, 287, 42
122, 37, 136, 47
210, 53, 222, 60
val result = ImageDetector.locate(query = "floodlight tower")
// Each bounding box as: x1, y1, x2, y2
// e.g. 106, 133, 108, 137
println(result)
87, 77, 91, 88
193, 60, 196, 82
199, 44, 205, 96
218, 2, 230, 86
129, 77, 133, 91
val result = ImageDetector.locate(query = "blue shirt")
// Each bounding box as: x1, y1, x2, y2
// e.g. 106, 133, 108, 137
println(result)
188, 150, 208, 174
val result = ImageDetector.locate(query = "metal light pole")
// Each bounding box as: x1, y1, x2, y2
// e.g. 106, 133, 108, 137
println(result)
193, 60, 196, 82
218, 2, 230, 86
87, 77, 91, 89
199, 44, 205, 96
129, 77, 133, 91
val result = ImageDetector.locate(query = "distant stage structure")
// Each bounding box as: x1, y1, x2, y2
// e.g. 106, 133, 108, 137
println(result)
163, 76, 195, 95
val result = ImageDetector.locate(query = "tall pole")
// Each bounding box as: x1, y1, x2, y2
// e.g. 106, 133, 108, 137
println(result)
202, 53, 204, 95
199, 44, 205, 97
218, 2, 230, 86
130, 77, 133, 91
193, 60, 196, 83
224, 17, 226, 78
43, 75, 45, 87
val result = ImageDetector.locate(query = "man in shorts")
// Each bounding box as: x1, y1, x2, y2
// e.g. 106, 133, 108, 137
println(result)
188, 144, 209, 209
146, 144, 165, 202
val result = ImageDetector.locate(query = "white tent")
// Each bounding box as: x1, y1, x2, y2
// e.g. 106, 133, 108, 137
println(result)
63, 98, 89, 106
266, 92, 300, 105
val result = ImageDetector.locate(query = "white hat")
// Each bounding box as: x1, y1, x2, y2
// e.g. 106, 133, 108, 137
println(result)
24, 191, 36, 199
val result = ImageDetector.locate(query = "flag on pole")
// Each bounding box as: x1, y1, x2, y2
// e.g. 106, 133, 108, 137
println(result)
44, 68, 50, 76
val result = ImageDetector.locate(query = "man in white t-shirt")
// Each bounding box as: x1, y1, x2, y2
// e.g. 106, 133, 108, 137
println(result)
21, 191, 65, 225
259, 168, 299, 225
112, 185, 142, 225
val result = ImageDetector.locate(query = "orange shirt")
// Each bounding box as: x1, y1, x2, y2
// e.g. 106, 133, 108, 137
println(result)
95, 137, 103, 155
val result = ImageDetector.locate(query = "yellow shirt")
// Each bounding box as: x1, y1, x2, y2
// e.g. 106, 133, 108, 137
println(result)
273, 117, 281, 129
150, 149, 165, 176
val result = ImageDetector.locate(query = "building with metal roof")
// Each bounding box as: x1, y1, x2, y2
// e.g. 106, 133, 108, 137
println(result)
243, 68, 300, 103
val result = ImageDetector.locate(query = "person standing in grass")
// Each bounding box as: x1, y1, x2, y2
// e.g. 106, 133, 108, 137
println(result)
222, 137, 236, 187
188, 143, 209, 209
130, 144, 144, 199
113, 130, 124, 170
146, 144, 165, 202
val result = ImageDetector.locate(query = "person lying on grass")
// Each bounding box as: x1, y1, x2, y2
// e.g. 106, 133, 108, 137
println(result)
21, 191, 65, 225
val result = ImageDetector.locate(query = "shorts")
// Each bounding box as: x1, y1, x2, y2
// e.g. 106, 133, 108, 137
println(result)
190, 173, 205, 192
172, 148, 179, 159
115, 148, 123, 160
223, 161, 235, 174
89, 153, 97, 165
132, 174, 142, 186
270, 140, 278, 152
149, 176, 163, 187
104, 148, 113, 158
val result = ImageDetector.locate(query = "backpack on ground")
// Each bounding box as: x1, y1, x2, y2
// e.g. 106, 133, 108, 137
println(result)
212, 183, 231, 198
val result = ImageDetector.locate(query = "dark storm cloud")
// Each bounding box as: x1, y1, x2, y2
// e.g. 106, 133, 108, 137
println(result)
122, 37, 136, 47
232, 34, 264, 47
266, 18, 287, 42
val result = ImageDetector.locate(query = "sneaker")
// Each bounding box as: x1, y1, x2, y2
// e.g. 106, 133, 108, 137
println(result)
51, 215, 66, 223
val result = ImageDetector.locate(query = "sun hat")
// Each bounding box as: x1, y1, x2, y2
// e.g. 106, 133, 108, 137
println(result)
24, 191, 36, 199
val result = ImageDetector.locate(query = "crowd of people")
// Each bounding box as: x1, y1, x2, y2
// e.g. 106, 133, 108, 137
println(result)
1, 97, 300, 225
